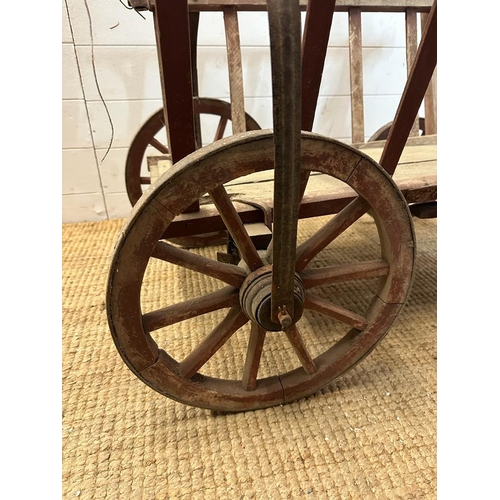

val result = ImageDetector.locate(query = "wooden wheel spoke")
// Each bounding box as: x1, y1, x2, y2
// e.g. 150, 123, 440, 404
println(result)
284, 325, 317, 375
179, 307, 248, 379
142, 286, 239, 333
301, 259, 389, 289
152, 241, 247, 287
149, 137, 169, 154
140, 177, 151, 185
214, 117, 228, 141
299, 170, 311, 203
305, 292, 368, 330
242, 324, 267, 391
210, 185, 264, 271
295, 197, 370, 272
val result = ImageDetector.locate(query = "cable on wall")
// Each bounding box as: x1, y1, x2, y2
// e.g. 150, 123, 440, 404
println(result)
82, 0, 115, 162
83, 0, 146, 162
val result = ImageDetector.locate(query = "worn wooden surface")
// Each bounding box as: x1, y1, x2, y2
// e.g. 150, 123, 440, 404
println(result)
221, 136, 436, 202
158, 135, 436, 238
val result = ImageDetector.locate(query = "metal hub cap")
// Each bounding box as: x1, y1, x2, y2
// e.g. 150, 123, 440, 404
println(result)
239, 265, 305, 331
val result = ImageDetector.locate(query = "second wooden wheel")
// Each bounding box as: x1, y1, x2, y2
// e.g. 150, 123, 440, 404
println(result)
368, 117, 426, 142
107, 130, 415, 412
125, 97, 261, 207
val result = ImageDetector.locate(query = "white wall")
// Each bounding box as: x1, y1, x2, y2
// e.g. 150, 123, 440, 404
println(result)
62, 0, 421, 223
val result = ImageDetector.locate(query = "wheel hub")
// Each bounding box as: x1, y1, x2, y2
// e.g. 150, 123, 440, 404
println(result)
239, 265, 305, 331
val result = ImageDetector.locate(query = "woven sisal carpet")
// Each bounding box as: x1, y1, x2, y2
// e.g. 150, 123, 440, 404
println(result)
62, 215, 436, 499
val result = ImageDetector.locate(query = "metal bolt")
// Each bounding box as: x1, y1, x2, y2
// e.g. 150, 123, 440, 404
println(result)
278, 305, 292, 331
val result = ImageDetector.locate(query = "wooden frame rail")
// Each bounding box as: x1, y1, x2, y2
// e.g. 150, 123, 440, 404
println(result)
130, 1, 434, 13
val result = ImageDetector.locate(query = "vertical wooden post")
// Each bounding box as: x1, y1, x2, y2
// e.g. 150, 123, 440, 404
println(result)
349, 8, 365, 143
421, 11, 437, 135
153, 0, 199, 211
223, 7, 247, 135
406, 8, 420, 136
299, 0, 336, 199
189, 11, 203, 149
301, 0, 336, 132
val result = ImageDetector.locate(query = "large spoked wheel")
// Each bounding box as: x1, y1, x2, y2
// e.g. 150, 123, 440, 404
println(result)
107, 130, 415, 412
125, 97, 261, 207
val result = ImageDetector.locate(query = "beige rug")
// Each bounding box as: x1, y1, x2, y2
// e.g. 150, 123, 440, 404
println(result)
62, 214, 436, 499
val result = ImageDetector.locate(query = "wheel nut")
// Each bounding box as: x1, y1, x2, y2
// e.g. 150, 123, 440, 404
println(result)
278, 306, 292, 331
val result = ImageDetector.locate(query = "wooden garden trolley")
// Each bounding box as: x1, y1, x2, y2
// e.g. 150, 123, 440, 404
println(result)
107, 0, 437, 412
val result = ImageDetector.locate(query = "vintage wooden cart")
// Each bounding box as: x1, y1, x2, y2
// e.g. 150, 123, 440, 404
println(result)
107, 0, 437, 412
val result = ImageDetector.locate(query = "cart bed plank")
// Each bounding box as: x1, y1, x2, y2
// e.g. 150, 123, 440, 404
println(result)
224, 136, 436, 195
162, 137, 436, 238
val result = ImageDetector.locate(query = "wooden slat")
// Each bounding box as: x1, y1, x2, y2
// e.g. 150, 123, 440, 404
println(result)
406, 8, 420, 137
349, 8, 365, 143
223, 7, 247, 135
